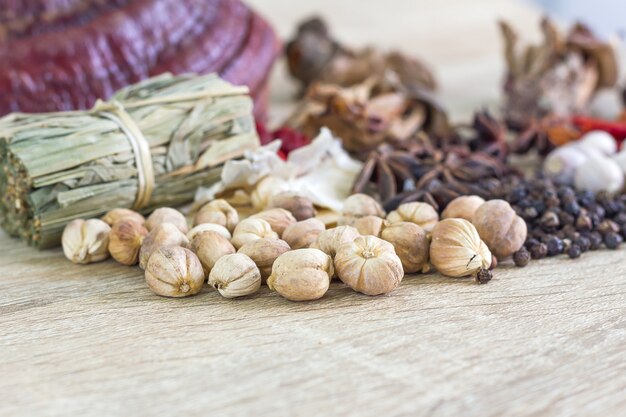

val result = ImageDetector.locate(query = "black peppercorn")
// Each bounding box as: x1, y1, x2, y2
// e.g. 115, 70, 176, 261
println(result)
539, 210, 560, 231
545, 236, 564, 256
613, 212, 626, 226
598, 220, 620, 236
507, 186, 527, 204
563, 200, 581, 216
522, 206, 539, 220
558, 187, 576, 201
574, 236, 591, 252
575, 212, 593, 232
577, 190, 595, 208
530, 243, 548, 259
474, 268, 492, 285
567, 244, 582, 259
588, 232, 603, 250
524, 238, 539, 249
604, 232, 623, 249
513, 247, 530, 267
558, 211, 575, 226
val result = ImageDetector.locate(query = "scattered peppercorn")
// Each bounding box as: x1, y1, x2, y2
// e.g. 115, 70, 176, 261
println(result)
598, 220, 620, 236
545, 236, 564, 256
588, 232, 603, 250
604, 232, 623, 249
567, 244, 582, 259
530, 243, 548, 259
513, 247, 530, 267
574, 236, 591, 252
474, 268, 492, 284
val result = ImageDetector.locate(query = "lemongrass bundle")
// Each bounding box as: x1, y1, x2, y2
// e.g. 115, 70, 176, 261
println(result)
0, 73, 259, 248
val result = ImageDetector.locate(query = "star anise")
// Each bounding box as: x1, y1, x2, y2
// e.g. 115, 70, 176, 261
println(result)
352, 137, 508, 212
509, 116, 580, 156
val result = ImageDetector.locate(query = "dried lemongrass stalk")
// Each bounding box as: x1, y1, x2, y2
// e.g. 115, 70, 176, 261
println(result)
0, 73, 259, 248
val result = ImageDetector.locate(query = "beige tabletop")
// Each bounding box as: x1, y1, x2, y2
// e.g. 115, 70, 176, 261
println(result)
2, 1, 626, 416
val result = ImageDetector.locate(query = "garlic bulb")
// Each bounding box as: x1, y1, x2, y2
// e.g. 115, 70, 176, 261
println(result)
574, 152, 624, 194
430, 218, 491, 278
576, 130, 617, 156
62, 219, 111, 264
543, 145, 590, 185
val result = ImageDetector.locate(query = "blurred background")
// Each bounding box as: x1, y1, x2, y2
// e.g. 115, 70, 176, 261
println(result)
247, 0, 625, 123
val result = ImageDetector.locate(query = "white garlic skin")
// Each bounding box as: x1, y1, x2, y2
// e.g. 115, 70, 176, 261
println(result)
576, 130, 617, 156
430, 218, 491, 278
62, 219, 111, 264
574, 152, 624, 194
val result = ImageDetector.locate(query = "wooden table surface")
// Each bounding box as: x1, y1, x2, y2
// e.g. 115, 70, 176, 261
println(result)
2, 1, 626, 416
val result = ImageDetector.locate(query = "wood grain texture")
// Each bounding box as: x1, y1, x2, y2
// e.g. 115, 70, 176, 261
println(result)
2, 1, 626, 416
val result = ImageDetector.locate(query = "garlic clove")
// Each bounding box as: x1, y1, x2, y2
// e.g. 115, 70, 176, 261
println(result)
101, 208, 145, 227
187, 223, 232, 241
472, 199, 526, 259
334, 235, 404, 295
430, 218, 491, 278
338, 193, 385, 225
380, 222, 429, 274
268, 249, 333, 301
311, 225, 360, 258
62, 219, 111, 264
108, 219, 148, 265
251, 176, 291, 210
354, 215, 388, 237
190, 231, 236, 275
441, 195, 485, 221
145, 246, 205, 297
386, 202, 439, 232
267, 192, 316, 221
282, 218, 326, 249
250, 208, 297, 236
193, 199, 238, 231
238, 238, 291, 281
139, 223, 189, 270
574, 152, 624, 194
231, 218, 279, 249
145, 207, 188, 234
209, 253, 261, 298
